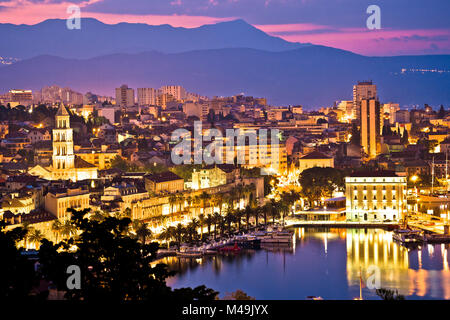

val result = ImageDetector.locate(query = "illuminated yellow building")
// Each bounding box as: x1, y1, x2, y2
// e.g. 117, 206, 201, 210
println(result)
360, 99, 381, 159
45, 187, 90, 219
145, 171, 184, 194
345, 171, 406, 222
191, 166, 227, 190
75, 147, 120, 170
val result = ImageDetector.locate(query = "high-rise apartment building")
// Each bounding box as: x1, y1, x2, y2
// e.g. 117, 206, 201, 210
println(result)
115, 84, 135, 107
360, 99, 381, 159
160, 85, 186, 101
353, 81, 377, 120
137, 88, 159, 106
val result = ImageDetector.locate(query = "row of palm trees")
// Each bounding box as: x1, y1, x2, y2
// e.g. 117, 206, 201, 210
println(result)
158, 191, 301, 245
25, 187, 300, 249
168, 183, 257, 220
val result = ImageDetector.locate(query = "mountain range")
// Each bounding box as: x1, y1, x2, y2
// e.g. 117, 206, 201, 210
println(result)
0, 18, 449, 107
0, 18, 305, 59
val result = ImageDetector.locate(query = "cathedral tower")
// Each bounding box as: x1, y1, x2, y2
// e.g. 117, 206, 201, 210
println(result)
52, 104, 75, 170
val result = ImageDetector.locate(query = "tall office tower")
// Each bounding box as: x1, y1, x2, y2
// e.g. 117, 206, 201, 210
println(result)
360, 99, 381, 159
353, 81, 377, 121
137, 88, 159, 106
160, 85, 187, 101
115, 84, 135, 107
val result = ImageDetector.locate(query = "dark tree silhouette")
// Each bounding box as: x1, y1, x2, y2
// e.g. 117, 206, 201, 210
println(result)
376, 288, 405, 300
38, 208, 218, 301
299, 167, 344, 205
0, 221, 36, 299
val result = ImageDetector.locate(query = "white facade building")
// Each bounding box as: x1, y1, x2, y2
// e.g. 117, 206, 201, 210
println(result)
345, 172, 406, 222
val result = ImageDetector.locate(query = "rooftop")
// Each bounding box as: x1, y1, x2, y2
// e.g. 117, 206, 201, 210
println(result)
349, 170, 399, 178
300, 151, 332, 160
145, 171, 182, 183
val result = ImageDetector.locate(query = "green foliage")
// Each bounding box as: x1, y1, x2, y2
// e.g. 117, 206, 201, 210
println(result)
299, 167, 344, 205
110, 155, 128, 171
170, 164, 202, 182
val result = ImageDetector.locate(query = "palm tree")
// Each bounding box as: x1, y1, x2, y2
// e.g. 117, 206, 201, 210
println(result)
213, 212, 221, 239
268, 199, 280, 224
278, 200, 290, 225
51, 219, 63, 243
133, 221, 152, 243
174, 223, 185, 244
243, 184, 253, 206
176, 193, 184, 214
61, 219, 76, 239
21, 221, 32, 248
185, 195, 193, 216
225, 209, 234, 234
244, 205, 252, 231
229, 187, 238, 210
261, 203, 270, 226
187, 219, 200, 243
169, 194, 178, 220
159, 226, 176, 248
27, 229, 43, 249
236, 184, 245, 209
217, 215, 226, 237
198, 213, 205, 239
205, 214, 213, 237
280, 190, 301, 215
234, 209, 244, 232
199, 191, 211, 215
253, 206, 261, 227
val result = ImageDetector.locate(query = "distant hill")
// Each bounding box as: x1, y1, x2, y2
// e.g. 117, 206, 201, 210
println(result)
1, 46, 449, 107
0, 18, 306, 59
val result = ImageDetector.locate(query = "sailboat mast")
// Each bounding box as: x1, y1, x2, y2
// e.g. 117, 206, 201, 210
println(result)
432, 156, 435, 194
446, 150, 449, 193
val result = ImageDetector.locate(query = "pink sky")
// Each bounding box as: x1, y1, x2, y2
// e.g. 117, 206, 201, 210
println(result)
256, 23, 450, 56
0, 0, 448, 56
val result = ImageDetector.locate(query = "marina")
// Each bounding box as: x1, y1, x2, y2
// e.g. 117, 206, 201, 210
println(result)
163, 227, 450, 300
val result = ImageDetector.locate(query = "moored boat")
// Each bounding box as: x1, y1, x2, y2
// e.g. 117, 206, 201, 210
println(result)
392, 229, 423, 244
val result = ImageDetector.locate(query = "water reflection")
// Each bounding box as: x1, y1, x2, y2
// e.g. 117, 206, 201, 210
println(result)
162, 228, 450, 299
